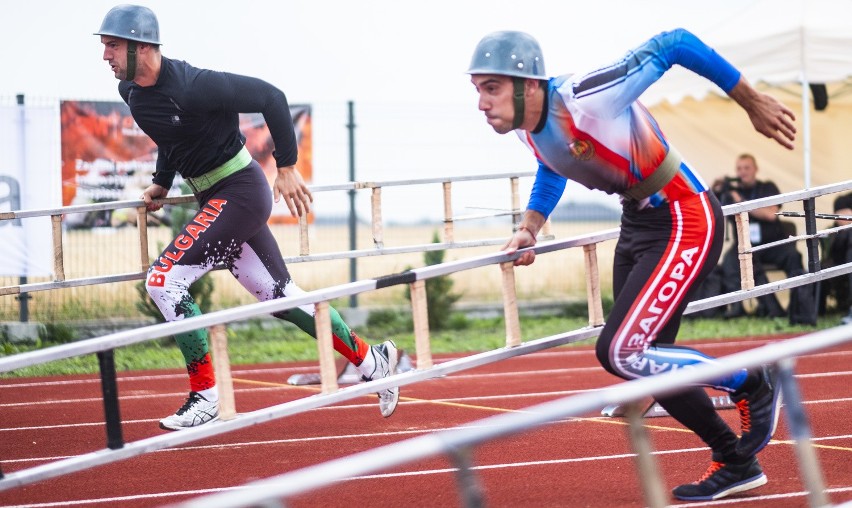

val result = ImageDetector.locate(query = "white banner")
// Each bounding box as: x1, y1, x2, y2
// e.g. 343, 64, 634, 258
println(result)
0, 103, 61, 277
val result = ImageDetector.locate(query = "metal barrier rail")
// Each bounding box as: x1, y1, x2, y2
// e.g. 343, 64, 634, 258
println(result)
173, 323, 852, 508
0, 227, 618, 375
0, 171, 542, 297
2, 179, 851, 498
1, 230, 849, 493
0, 230, 612, 491
3, 178, 850, 299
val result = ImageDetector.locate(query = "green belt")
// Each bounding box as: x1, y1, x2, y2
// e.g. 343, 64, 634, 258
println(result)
185, 146, 252, 193
621, 146, 682, 202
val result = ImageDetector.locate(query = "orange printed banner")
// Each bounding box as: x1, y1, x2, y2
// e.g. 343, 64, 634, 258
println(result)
60, 100, 313, 228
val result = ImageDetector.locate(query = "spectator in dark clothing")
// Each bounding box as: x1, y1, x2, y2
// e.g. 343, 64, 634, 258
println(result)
820, 192, 852, 324
712, 153, 816, 325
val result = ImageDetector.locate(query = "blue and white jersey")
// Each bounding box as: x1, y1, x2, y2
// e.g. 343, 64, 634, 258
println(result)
522, 28, 741, 215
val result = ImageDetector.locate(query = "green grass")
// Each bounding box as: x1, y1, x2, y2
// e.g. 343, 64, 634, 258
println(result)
1, 308, 841, 378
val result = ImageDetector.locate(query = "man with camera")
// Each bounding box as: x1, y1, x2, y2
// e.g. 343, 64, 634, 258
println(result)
713, 153, 816, 324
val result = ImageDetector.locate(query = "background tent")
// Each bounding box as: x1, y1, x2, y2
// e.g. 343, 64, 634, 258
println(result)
641, 0, 852, 215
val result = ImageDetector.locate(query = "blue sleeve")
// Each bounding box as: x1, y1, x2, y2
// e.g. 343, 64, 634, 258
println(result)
573, 28, 741, 116
660, 28, 741, 93
527, 163, 567, 218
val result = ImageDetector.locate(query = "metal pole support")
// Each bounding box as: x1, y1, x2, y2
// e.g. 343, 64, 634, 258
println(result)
777, 358, 830, 507
625, 402, 667, 508
97, 350, 124, 450
449, 446, 485, 508
347, 100, 358, 308
802, 198, 820, 273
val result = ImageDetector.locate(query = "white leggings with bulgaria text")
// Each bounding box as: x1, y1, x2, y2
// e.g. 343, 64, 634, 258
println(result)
144, 161, 366, 391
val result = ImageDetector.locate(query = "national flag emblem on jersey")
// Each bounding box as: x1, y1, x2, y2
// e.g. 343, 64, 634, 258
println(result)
568, 139, 594, 161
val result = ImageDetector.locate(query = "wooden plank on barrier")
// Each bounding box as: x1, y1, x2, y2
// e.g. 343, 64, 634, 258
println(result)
510, 177, 521, 226
209, 324, 236, 421
500, 261, 521, 347
0, 286, 20, 297
137, 206, 150, 271
541, 218, 553, 239
735, 212, 755, 290
51, 214, 65, 281
583, 244, 604, 327
299, 213, 310, 256
314, 302, 339, 394
442, 181, 454, 244
371, 187, 384, 249
410, 279, 432, 369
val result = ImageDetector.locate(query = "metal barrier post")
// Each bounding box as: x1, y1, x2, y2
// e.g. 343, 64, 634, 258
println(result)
803, 198, 820, 273
449, 446, 485, 508
777, 358, 830, 507
625, 402, 667, 508
96, 350, 124, 450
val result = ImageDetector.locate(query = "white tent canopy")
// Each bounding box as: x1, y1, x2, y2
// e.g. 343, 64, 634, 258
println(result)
640, 0, 852, 197
641, 0, 852, 105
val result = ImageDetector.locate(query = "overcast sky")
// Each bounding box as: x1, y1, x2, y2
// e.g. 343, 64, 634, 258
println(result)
0, 0, 763, 221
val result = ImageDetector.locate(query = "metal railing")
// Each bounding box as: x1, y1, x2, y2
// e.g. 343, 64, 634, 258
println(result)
1, 179, 852, 505
173, 323, 852, 508
0, 171, 543, 297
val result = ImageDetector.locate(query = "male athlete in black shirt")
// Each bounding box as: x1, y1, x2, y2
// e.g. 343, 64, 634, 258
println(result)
96, 4, 400, 430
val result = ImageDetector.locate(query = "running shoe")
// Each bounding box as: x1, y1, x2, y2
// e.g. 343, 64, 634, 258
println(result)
733, 365, 783, 457
673, 454, 767, 501
159, 391, 219, 431
361, 340, 400, 418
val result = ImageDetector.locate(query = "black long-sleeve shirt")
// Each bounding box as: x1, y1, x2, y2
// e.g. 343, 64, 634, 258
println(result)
716, 179, 785, 245
119, 56, 297, 189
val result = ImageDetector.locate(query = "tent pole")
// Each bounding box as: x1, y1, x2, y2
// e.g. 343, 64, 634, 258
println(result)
800, 20, 811, 189
801, 77, 811, 190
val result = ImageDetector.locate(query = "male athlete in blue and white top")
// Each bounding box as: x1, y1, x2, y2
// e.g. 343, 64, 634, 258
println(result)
469, 29, 795, 501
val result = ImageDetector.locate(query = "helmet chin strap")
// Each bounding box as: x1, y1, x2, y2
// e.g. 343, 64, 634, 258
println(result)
125, 40, 138, 81
511, 77, 525, 129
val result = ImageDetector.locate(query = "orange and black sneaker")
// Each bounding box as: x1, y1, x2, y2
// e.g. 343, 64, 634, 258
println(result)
672, 454, 767, 501
732, 365, 783, 457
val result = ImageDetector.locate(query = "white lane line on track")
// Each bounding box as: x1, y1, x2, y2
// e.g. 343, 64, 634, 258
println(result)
3, 446, 851, 508
0, 385, 297, 408
0, 365, 594, 390
4, 388, 852, 432
0, 387, 604, 433
0, 366, 602, 408
0, 365, 321, 389
1, 339, 848, 391
7, 408, 852, 464
4, 366, 851, 409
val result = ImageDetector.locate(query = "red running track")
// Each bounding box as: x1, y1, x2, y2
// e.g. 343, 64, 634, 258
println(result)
1, 335, 852, 508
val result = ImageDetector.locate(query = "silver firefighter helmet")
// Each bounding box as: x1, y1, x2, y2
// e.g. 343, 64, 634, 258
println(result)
94, 4, 161, 44
467, 31, 546, 79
